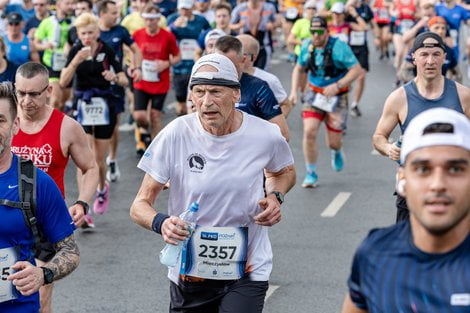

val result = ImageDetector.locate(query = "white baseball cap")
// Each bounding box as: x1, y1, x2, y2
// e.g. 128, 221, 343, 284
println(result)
189, 53, 240, 89
178, 0, 194, 9
204, 29, 226, 47
400, 108, 470, 163
304, 0, 317, 9
331, 2, 345, 13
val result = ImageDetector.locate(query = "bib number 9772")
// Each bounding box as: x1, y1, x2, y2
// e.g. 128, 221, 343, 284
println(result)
198, 245, 237, 260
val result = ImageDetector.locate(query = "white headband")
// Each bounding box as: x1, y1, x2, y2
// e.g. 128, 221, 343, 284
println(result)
142, 13, 161, 19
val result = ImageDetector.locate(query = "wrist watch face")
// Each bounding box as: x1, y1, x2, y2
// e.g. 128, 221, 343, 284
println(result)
273, 191, 284, 204
42, 267, 54, 284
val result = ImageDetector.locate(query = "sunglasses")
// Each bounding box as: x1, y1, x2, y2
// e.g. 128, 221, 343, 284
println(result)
34, 3, 46, 6
9, 22, 20, 26
310, 28, 325, 35
16, 85, 49, 98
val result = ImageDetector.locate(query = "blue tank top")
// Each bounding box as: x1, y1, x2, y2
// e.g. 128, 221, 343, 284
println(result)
3, 34, 30, 65
401, 78, 464, 133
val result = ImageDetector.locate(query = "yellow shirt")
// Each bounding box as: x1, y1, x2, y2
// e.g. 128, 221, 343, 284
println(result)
121, 11, 167, 35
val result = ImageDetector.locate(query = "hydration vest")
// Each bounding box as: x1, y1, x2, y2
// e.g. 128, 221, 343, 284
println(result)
307, 37, 347, 79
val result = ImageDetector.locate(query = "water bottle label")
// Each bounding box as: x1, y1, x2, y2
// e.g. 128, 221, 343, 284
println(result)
180, 226, 248, 280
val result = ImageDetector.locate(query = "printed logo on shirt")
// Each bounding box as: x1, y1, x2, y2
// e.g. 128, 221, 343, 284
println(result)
187, 153, 206, 173
11, 144, 52, 172
112, 37, 120, 43
451, 293, 470, 306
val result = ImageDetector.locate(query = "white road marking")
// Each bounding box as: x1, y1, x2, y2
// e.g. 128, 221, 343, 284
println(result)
320, 192, 352, 217
265, 284, 279, 301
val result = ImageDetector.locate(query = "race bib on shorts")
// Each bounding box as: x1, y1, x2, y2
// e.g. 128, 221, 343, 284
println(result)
77, 97, 110, 126
400, 19, 414, 33
142, 59, 160, 82
286, 7, 298, 19
350, 31, 366, 46
312, 93, 338, 112
52, 52, 67, 71
0, 247, 19, 303
180, 39, 198, 61
180, 226, 248, 280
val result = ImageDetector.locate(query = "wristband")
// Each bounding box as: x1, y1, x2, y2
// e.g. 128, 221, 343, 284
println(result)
152, 213, 170, 235
73, 200, 89, 214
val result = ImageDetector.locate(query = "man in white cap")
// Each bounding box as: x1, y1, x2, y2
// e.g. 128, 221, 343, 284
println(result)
341, 107, 470, 313
167, 0, 211, 115
130, 53, 296, 313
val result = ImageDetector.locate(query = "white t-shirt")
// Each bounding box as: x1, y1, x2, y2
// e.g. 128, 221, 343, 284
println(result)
138, 111, 294, 283
253, 67, 288, 104
193, 9, 215, 24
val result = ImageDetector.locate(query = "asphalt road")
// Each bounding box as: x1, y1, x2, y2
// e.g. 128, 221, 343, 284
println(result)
54, 42, 416, 312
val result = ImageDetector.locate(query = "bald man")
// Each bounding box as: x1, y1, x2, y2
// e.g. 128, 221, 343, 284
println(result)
237, 34, 293, 116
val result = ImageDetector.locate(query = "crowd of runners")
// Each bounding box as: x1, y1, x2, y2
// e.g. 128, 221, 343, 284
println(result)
0, 0, 469, 311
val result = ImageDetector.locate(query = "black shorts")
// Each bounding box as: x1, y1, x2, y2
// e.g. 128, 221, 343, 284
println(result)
133, 89, 167, 111
46, 65, 61, 80
170, 276, 268, 313
112, 85, 126, 114
352, 46, 369, 71
172, 74, 191, 103
78, 99, 118, 140
395, 192, 409, 223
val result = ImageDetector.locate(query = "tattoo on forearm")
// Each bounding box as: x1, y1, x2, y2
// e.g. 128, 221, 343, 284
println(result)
48, 234, 80, 281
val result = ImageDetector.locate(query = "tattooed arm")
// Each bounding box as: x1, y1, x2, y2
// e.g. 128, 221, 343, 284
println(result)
8, 235, 80, 296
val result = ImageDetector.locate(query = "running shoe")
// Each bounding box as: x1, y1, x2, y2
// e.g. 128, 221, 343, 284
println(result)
93, 182, 109, 215
302, 171, 318, 188
106, 157, 121, 182
81, 214, 95, 229
350, 106, 362, 117
331, 149, 344, 172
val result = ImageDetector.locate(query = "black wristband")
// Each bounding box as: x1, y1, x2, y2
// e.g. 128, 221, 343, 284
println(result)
74, 200, 89, 215
152, 213, 170, 235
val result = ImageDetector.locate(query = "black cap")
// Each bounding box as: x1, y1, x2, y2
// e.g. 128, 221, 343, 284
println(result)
310, 16, 327, 29
412, 32, 445, 53
7, 12, 22, 24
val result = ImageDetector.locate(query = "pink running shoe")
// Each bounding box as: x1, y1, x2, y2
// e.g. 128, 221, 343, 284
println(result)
81, 214, 95, 229
93, 182, 109, 215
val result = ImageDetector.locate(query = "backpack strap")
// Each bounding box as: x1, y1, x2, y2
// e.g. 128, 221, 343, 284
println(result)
17, 156, 43, 250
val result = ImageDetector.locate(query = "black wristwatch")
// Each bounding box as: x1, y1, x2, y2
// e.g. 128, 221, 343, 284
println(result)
74, 200, 89, 214
269, 191, 284, 205
41, 267, 54, 285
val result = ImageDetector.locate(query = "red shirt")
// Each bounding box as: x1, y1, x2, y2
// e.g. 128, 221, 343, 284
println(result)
11, 109, 69, 197
133, 27, 180, 94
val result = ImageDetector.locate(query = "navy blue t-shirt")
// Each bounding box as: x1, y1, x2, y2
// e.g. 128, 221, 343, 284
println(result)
236, 73, 281, 120
99, 25, 134, 63
24, 15, 42, 35
0, 61, 19, 84
347, 221, 470, 313
156, 0, 177, 17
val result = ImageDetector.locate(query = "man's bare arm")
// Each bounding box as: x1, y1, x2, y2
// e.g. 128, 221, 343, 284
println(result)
49, 234, 80, 281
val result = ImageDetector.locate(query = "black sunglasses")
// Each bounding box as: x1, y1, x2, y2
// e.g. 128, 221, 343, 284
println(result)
9, 22, 20, 26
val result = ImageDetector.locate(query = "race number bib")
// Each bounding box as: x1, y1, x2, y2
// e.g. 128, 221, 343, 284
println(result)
350, 31, 366, 46
0, 247, 18, 303
180, 226, 248, 280
286, 7, 298, 19
142, 59, 160, 82
378, 8, 389, 19
450, 29, 458, 47
180, 39, 198, 61
52, 52, 67, 71
400, 19, 414, 33
312, 93, 338, 112
77, 97, 110, 126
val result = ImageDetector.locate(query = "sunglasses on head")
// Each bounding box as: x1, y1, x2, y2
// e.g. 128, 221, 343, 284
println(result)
310, 28, 325, 35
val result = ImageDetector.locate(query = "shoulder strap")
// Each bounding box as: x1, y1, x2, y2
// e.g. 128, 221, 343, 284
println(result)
17, 156, 43, 249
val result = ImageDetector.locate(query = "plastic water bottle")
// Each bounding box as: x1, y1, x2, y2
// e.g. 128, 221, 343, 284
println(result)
395, 135, 403, 165
159, 202, 199, 268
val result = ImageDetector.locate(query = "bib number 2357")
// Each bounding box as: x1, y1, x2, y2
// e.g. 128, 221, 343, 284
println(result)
180, 226, 248, 280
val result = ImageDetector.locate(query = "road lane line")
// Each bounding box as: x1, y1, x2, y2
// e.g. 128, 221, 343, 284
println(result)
265, 284, 279, 301
320, 192, 351, 217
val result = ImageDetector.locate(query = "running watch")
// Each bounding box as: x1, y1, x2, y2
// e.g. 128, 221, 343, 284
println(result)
269, 191, 284, 205
41, 267, 54, 285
